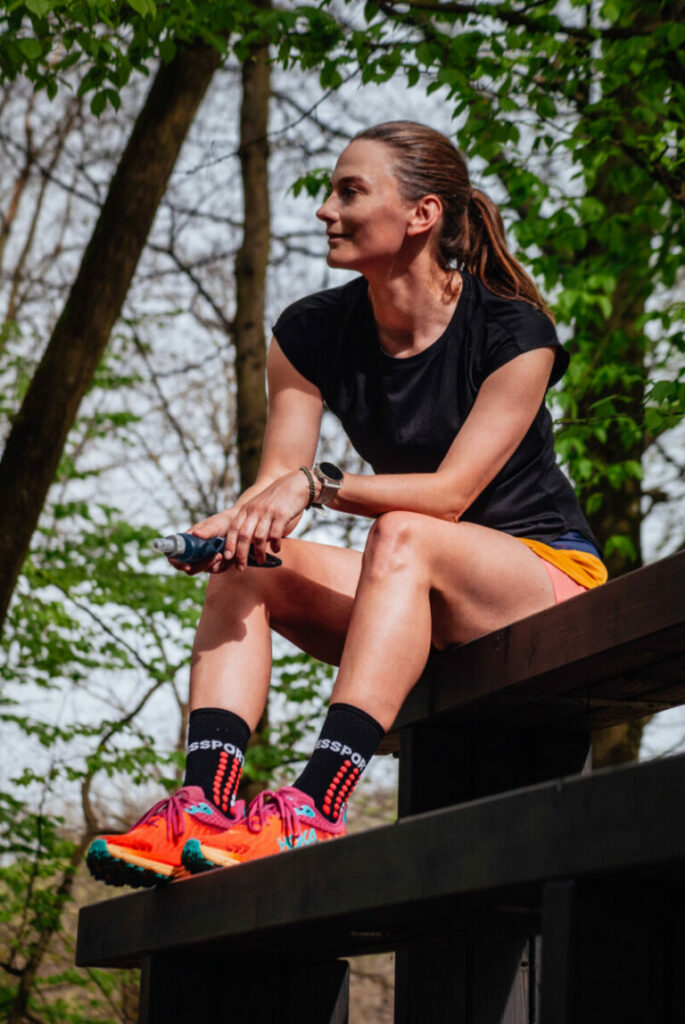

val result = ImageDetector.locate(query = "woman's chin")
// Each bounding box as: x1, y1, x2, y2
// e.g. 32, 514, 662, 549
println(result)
326, 250, 359, 270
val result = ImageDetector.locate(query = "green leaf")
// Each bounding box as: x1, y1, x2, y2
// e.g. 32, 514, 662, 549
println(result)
90, 90, 107, 116
578, 197, 606, 223
159, 36, 176, 63
127, 0, 150, 15
600, 0, 621, 24
18, 36, 43, 60
25, 0, 53, 16
604, 535, 637, 561
586, 492, 603, 515
363, 0, 379, 22
648, 380, 676, 403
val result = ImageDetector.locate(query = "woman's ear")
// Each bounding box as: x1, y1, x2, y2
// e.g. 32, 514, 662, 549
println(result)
406, 194, 443, 237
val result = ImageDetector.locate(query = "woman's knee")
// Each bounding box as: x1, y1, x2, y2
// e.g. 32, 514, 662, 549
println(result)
363, 511, 428, 575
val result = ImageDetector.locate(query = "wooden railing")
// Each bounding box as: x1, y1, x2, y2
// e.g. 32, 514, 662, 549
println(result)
76, 550, 685, 1023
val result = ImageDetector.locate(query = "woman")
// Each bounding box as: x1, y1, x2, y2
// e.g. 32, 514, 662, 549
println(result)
87, 122, 607, 888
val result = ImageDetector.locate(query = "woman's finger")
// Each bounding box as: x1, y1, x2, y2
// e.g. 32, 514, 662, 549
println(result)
233, 512, 262, 569
223, 508, 247, 561
251, 516, 275, 565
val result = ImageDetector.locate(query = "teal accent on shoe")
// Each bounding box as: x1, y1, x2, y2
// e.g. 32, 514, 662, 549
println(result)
187, 802, 215, 817
86, 838, 170, 890
181, 838, 219, 875
276, 828, 319, 852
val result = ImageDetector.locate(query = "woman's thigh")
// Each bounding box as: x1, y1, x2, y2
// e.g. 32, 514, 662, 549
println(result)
246, 536, 364, 665
367, 513, 557, 649
429, 522, 556, 647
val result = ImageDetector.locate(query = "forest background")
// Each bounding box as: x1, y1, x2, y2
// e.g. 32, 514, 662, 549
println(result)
0, 0, 683, 1020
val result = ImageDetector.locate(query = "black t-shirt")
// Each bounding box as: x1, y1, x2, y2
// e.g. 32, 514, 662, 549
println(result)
273, 272, 598, 546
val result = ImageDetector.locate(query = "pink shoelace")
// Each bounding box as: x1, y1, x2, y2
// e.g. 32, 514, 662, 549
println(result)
244, 786, 305, 837
130, 787, 244, 842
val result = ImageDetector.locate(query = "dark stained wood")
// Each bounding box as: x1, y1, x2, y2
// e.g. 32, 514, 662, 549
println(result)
540, 884, 685, 1024
378, 551, 685, 746
395, 941, 468, 1023
139, 952, 349, 1023
76, 751, 685, 969
76, 553, 685, 1022
395, 934, 535, 1024
397, 725, 591, 815
395, 725, 589, 1023
539, 881, 576, 1024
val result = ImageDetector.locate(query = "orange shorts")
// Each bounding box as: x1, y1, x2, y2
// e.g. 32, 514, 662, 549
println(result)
517, 537, 608, 603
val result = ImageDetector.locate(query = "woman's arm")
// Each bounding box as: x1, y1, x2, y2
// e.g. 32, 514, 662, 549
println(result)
329, 346, 557, 521
185, 339, 324, 569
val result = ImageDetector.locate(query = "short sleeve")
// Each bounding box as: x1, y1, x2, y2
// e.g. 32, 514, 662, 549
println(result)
483, 304, 568, 388
272, 302, 320, 386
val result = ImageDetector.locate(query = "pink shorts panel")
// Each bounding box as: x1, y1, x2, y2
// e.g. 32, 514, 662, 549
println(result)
540, 559, 589, 604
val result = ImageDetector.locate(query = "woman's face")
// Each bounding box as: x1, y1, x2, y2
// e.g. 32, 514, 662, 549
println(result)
316, 140, 417, 272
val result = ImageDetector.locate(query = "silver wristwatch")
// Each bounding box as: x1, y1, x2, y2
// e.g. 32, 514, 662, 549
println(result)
312, 462, 344, 508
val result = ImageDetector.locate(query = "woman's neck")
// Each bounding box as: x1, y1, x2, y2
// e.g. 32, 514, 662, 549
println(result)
366, 265, 463, 358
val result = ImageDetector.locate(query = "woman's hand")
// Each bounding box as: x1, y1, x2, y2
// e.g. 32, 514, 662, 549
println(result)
221, 470, 313, 568
173, 470, 313, 574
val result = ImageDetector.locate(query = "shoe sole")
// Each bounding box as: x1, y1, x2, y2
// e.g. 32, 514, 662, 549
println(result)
86, 839, 179, 889
182, 838, 241, 873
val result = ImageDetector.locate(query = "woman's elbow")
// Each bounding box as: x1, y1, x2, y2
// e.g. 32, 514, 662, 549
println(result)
431, 477, 468, 522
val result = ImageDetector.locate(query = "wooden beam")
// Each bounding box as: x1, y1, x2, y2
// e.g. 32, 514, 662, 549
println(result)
539, 882, 685, 1023
380, 551, 685, 743
139, 953, 349, 1023
77, 751, 685, 968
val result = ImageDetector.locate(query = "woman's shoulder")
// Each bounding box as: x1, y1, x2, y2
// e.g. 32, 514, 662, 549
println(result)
463, 272, 567, 386
274, 276, 368, 334
465, 272, 557, 343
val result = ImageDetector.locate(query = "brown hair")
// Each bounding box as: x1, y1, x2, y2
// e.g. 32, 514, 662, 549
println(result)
354, 121, 553, 320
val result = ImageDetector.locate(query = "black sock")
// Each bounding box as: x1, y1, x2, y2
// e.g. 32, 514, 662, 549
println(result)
183, 708, 250, 814
294, 702, 385, 822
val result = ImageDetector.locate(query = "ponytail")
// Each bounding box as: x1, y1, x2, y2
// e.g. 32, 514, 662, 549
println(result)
460, 190, 553, 321
355, 121, 554, 322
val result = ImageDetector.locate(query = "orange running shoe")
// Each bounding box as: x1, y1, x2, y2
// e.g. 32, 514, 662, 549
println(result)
86, 786, 244, 888
182, 785, 346, 873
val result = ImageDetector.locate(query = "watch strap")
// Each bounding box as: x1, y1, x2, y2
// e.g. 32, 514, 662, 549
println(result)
313, 463, 343, 507
299, 466, 317, 509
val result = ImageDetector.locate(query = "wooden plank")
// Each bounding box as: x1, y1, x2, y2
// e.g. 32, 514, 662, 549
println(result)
540, 883, 685, 1024
77, 751, 685, 969
139, 952, 349, 1023
397, 725, 590, 814
395, 726, 554, 1023
395, 941, 468, 1023
539, 881, 576, 1024
394, 935, 533, 1024
381, 552, 685, 739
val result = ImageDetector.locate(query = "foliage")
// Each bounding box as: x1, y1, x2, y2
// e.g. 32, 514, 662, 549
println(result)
246, 652, 335, 781
1, 0, 683, 1015
4, 0, 683, 552
283, 0, 685, 555
0, 332, 333, 1020
1, 0, 236, 111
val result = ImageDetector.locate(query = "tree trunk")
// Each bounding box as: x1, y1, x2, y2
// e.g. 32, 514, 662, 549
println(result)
0, 43, 221, 636
234, 24, 271, 491
233, 13, 272, 804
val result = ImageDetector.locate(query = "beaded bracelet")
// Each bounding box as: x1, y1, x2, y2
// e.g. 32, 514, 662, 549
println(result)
299, 465, 316, 509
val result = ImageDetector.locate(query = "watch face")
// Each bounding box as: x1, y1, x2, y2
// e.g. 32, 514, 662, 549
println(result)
319, 461, 343, 481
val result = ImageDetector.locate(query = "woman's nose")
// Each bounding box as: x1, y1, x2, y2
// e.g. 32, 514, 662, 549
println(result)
316, 195, 335, 222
